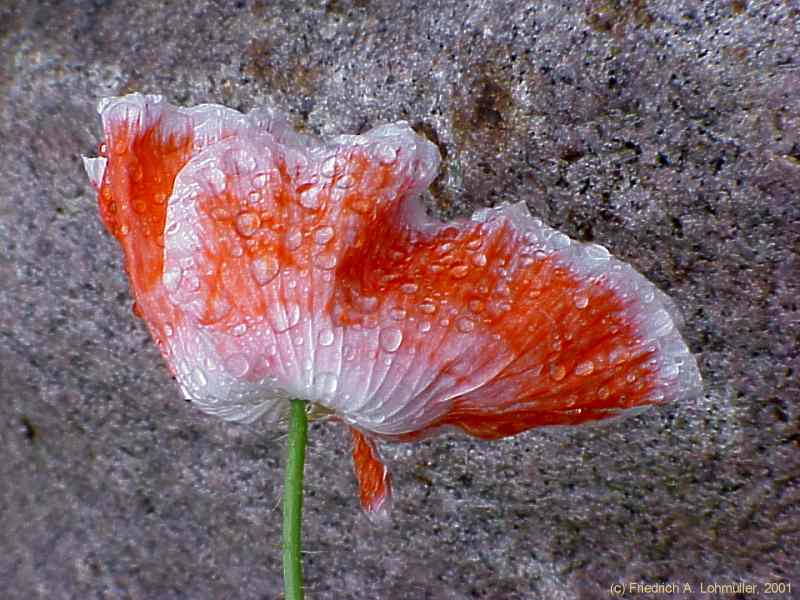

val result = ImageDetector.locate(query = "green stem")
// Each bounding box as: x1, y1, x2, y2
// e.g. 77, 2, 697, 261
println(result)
283, 399, 308, 600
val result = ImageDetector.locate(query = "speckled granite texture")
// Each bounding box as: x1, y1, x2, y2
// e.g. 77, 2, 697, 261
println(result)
1, 1, 798, 599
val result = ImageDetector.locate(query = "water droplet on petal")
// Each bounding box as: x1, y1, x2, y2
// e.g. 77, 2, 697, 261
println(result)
336, 174, 357, 190
379, 327, 403, 352
574, 294, 589, 309
314, 253, 338, 270
419, 302, 436, 314
206, 296, 232, 323
163, 268, 183, 292
211, 207, 231, 221
251, 256, 279, 285
320, 155, 343, 178
661, 363, 680, 380
235, 211, 261, 237
285, 229, 303, 250
357, 295, 379, 313
390, 308, 407, 321
549, 364, 567, 381
598, 386, 610, 399
575, 361, 594, 376
375, 144, 398, 165
315, 372, 339, 395
466, 238, 482, 250
314, 226, 335, 245
471, 253, 487, 267
206, 167, 227, 193
299, 187, 322, 210
224, 354, 250, 377
318, 329, 335, 347
232, 323, 247, 337
287, 303, 301, 328
419, 320, 432, 333
166, 221, 181, 236
252, 172, 267, 188
456, 316, 475, 333
400, 283, 418, 295
163, 324, 174, 337
450, 264, 469, 279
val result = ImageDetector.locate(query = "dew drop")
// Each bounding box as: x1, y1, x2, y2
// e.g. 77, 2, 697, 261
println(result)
314, 226, 335, 245
549, 364, 567, 381
224, 354, 250, 377
235, 211, 261, 237
379, 327, 403, 352
299, 187, 322, 210
318, 329, 335, 347
315, 372, 339, 396
206, 167, 227, 193
574, 294, 589, 309
575, 360, 594, 376
419, 320, 432, 333
419, 302, 436, 314
471, 253, 487, 267
250, 256, 279, 285
211, 207, 231, 221
598, 386, 610, 399
252, 172, 268, 188
166, 221, 181, 236
286, 303, 301, 328
375, 144, 398, 165
163, 324, 174, 337
456, 316, 475, 333
285, 229, 303, 250
450, 264, 469, 279
206, 296, 232, 323
357, 295, 379, 313
314, 253, 338, 270
336, 174, 357, 190
609, 348, 629, 365
390, 308, 407, 321
661, 363, 680, 380
184, 275, 200, 292
466, 238, 482, 250
400, 283, 419, 295
270, 302, 300, 333
232, 323, 247, 337
163, 268, 183, 293
320, 155, 343, 178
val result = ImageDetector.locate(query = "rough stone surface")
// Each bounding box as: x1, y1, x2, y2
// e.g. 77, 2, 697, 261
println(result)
1, 1, 798, 598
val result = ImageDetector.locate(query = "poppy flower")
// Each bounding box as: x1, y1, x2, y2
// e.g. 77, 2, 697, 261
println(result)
85, 93, 702, 518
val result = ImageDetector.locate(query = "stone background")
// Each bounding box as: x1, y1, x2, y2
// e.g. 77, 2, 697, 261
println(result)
1, 1, 798, 598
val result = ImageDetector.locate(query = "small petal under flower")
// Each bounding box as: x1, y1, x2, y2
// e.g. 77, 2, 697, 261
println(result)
85, 94, 702, 515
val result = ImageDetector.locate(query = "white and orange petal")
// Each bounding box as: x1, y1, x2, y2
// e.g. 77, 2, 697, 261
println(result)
85, 94, 702, 514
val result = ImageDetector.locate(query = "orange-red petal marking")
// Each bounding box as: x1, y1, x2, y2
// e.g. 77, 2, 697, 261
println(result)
86, 94, 702, 515
351, 428, 392, 518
